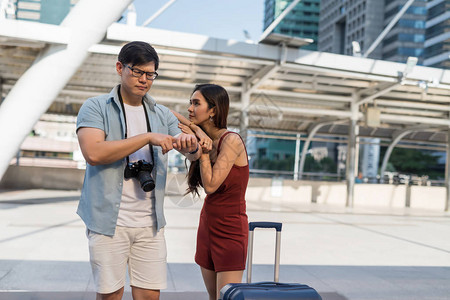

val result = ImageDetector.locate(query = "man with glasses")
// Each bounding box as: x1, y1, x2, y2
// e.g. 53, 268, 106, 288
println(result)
76, 41, 201, 300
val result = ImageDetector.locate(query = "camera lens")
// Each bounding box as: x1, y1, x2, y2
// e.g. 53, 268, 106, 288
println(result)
138, 171, 155, 192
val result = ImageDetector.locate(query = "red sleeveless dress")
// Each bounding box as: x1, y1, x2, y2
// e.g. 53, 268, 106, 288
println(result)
195, 131, 249, 272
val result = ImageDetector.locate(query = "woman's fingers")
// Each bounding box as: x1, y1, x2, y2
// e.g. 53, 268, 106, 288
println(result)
201, 139, 212, 151
178, 123, 194, 135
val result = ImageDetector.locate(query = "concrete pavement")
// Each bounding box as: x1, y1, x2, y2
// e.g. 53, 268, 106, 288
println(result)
0, 189, 449, 299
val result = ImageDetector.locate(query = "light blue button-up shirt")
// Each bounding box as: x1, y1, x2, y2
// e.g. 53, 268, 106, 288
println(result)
76, 85, 181, 236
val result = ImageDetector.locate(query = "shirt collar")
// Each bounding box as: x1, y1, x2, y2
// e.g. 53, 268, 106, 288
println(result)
108, 84, 156, 111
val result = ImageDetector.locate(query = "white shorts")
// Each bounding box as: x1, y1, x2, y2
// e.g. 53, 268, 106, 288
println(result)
87, 226, 167, 294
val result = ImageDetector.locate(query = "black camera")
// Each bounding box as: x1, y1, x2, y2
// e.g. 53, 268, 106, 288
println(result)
124, 160, 155, 192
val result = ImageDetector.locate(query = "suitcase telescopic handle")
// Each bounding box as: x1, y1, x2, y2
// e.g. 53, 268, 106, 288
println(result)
246, 222, 282, 284
249, 222, 282, 232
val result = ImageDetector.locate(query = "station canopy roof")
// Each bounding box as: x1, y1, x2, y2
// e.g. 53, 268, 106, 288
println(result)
1, 20, 450, 148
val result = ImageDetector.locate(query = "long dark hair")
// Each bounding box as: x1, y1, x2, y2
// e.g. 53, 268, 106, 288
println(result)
186, 84, 229, 196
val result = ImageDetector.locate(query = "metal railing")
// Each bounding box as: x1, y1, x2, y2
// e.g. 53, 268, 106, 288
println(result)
249, 169, 344, 182
249, 169, 445, 186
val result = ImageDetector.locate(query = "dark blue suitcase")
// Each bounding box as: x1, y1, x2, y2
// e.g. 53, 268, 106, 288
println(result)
220, 222, 322, 300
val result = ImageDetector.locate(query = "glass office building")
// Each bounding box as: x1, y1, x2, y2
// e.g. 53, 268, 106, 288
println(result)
15, 0, 78, 25
424, 0, 450, 68
382, 0, 427, 64
319, 0, 385, 58
318, 0, 430, 64
264, 0, 320, 50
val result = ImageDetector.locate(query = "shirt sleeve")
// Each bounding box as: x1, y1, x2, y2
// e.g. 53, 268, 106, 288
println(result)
76, 98, 105, 133
167, 109, 182, 137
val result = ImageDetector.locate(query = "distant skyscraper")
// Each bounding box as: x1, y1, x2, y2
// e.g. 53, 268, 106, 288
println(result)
382, 0, 427, 64
318, 0, 428, 64
264, 0, 320, 50
424, 0, 450, 68
15, 0, 78, 25
319, 0, 384, 58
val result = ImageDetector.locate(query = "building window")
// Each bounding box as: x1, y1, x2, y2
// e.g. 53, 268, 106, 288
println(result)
398, 19, 425, 29
258, 148, 267, 158
428, 2, 446, 20
17, 11, 40, 20
17, 2, 41, 10
426, 22, 447, 40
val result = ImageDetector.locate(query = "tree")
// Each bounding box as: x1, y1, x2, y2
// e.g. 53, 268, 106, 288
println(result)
253, 155, 337, 174
318, 157, 337, 173
380, 148, 443, 179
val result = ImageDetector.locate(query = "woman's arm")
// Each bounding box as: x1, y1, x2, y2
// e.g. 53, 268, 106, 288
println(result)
170, 109, 212, 152
199, 134, 245, 194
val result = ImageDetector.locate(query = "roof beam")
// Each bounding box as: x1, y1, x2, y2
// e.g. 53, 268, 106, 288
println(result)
375, 99, 450, 111
89, 43, 274, 66
356, 83, 401, 106
246, 64, 280, 93
0, 19, 69, 44
380, 114, 450, 126
259, 89, 351, 102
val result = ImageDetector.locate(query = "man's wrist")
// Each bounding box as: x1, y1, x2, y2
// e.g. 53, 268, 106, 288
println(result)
189, 144, 199, 154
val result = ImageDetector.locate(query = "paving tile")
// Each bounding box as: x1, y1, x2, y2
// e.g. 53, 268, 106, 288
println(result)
1, 189, 450, 300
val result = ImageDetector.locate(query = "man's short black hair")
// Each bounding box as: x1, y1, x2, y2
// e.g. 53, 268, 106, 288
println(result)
118, 41, 159, 70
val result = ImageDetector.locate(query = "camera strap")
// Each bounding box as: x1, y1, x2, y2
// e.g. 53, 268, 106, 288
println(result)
117, 85, 155, 166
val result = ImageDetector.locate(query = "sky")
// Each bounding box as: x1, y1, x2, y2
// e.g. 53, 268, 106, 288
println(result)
122, 0, 265, 43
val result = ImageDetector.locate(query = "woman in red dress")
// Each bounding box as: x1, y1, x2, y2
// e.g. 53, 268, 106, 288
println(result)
174, 84, 249, 300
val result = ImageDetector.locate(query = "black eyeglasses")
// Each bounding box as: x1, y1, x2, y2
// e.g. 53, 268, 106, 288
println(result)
124, 64, 158, 81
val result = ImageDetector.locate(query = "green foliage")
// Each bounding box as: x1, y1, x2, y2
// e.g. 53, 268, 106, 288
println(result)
253, 156, 295, 171
318, 157, 336, 173
380, 148, 443, 179
304, 155, 320, 172
253, 155, 337, 173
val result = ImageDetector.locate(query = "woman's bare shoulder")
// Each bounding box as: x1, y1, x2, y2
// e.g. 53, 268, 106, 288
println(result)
221, 132, 244, 147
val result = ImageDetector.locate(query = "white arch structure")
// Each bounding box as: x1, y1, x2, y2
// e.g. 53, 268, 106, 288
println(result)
379, 126, 440, 179
0, 0, 133, 179
298, 119, 348, 180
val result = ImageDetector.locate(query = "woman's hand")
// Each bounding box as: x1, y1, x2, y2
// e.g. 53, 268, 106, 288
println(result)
196, 130, 212, 153
178, 123, 194, 135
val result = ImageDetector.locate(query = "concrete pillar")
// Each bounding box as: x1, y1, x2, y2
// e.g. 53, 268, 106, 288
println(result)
293, 133, 301, 180
346, 101, 359, 207
405, 179, 411, 208
0, 0, 133, 180
446, 129, 450, 211
0, 77, 3, 103
355, 136, 360, 177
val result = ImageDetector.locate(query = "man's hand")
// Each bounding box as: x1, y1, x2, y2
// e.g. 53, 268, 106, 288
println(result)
149, 133, 177, 154
173, 133, 198, 153
179, 123, 212, 153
